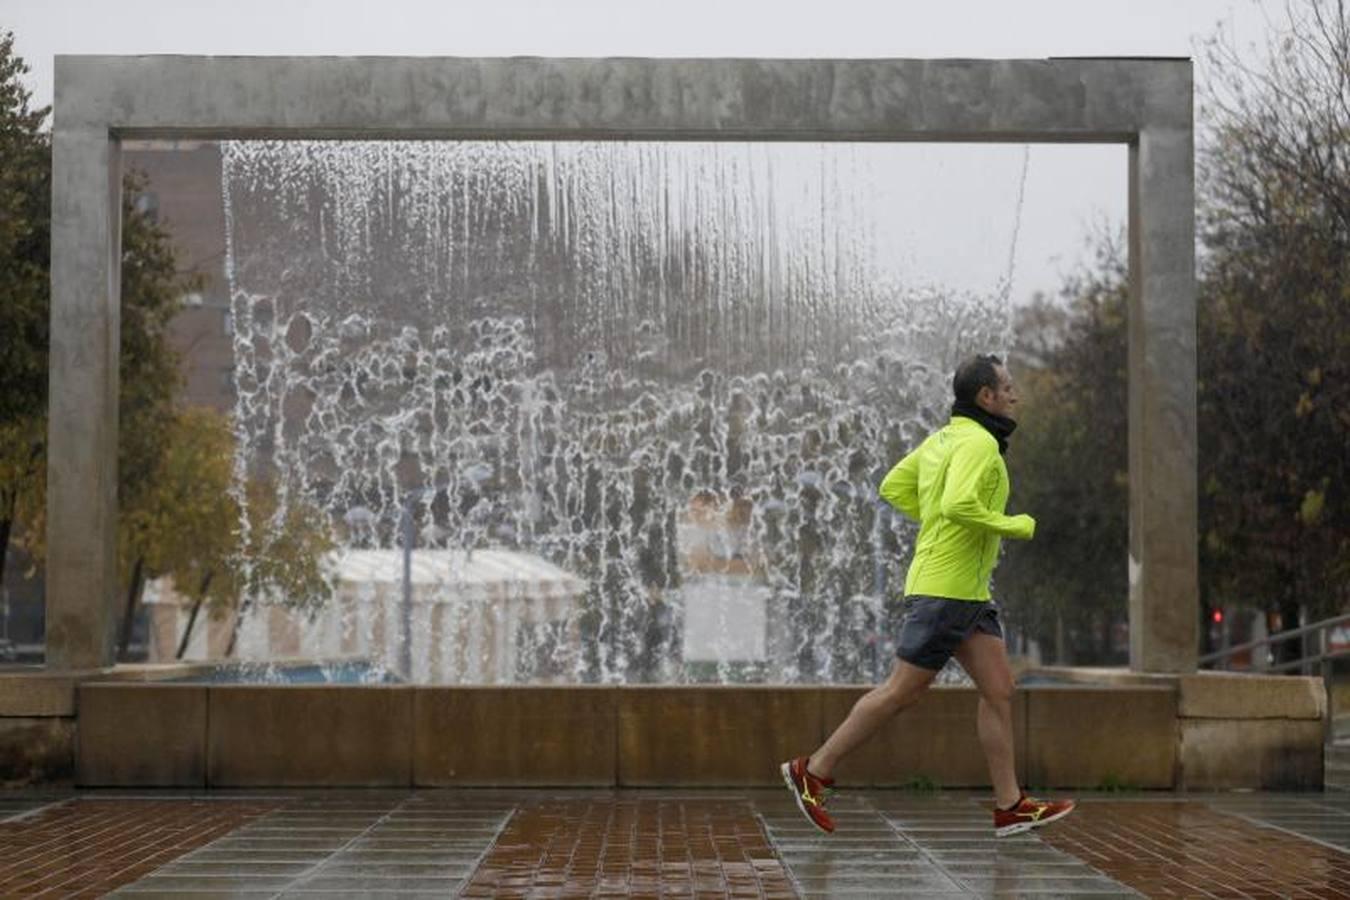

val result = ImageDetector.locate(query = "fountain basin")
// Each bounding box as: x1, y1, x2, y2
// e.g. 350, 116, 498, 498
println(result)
13, 668, 1314, 791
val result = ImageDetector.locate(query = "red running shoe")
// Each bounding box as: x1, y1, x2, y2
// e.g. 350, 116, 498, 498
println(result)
993, 793, 1076, 837
780, 756, 835, 834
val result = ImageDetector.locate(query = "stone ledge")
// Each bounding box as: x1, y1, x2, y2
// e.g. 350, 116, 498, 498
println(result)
208, 686, 413, 787
0, 672, 89, 717
414, 686, 615, 786
0, 665, 225, 717
1025, 686, 1177, 789
49, 680, 1327, 790
77, 684, 207, 787
1180, 718, 1323, 790
1021, 666, 1179, 688
825, 686, 1028, 788
1178, 672, 1325, 720
618, 686, 821, 787
0, 718, 75, 785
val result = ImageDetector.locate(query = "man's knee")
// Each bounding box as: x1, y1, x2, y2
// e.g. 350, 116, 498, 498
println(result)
878, 681, 919, 712
980, 679, 1015, 707
879, 663, 934, 710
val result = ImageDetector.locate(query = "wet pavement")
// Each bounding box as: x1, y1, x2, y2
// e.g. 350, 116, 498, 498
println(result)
0, 788, 1346, 898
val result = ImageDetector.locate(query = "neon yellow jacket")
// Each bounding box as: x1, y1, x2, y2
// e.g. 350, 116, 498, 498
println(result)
879, 416, 1035, 601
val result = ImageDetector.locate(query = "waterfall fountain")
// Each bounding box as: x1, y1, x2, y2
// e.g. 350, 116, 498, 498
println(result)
218, 141, 1018, 684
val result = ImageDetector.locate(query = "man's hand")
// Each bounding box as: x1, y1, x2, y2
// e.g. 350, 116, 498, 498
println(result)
1010, 513, 1036, 540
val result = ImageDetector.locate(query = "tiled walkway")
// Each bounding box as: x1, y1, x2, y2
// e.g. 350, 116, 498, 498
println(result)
1041, 797, 1350, 898
1, 789, 1347, 898
461, 796, 793, 897
109, 794, 514, 898
0, 797, 279, 898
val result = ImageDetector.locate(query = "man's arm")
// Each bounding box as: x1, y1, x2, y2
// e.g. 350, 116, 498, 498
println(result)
939, 439, 1035, 539
878, 450, 922, 520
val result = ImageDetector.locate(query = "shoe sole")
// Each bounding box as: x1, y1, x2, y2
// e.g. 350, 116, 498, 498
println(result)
994, 803, 1076, 837
780, 762, 833, 835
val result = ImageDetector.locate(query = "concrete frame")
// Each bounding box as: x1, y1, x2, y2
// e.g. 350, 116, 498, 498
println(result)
47, 56, 1197, 672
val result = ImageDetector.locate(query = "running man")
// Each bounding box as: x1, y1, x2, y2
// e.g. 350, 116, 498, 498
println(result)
781, 354, 1075, 837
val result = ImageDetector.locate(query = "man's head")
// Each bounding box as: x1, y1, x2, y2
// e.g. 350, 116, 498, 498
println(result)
953, 354, 1018, 419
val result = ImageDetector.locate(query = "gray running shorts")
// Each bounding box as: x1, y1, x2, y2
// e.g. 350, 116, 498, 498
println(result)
896, 595, 1003, 671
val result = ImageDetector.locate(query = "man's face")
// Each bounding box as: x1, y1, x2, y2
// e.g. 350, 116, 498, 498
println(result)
977, 364, 1018, 419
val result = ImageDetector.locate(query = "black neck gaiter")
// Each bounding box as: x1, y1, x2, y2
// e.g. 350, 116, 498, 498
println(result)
950, 399, 1017, 456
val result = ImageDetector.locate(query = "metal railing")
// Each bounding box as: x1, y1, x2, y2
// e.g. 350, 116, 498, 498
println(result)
1198, 611, 1350, 674
1199, 611, 1350, 743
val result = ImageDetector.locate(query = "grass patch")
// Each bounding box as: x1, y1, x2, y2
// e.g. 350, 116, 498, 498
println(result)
1095, 773, 1139, 792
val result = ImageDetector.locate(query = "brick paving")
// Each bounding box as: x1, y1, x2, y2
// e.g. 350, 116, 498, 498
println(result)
0, 797, 278, 899
110, 792, 515, 898
1040, 798, 1350, 899
0, 790, 1344, 897
460, 796, 795, 898
1209, 792, 1350, 852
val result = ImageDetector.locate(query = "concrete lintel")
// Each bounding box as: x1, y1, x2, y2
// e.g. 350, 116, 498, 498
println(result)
54, 56, 1191, 139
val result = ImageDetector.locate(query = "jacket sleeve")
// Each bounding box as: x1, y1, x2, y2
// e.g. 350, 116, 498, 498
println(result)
939, 439, 1036, 539
878, 450, 922, 521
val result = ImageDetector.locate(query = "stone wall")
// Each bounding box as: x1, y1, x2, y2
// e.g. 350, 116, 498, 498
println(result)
1, 668, 1324, 789
1177, 672, 1325, 790
55, 673, 1321, 790
0, 673, 78, 785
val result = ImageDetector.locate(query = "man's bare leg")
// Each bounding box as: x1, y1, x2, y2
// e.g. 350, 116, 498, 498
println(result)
807, 658, 937, 779
954, 631, 1021, 809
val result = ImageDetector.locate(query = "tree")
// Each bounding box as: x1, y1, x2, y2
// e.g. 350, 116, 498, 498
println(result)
1197, 0, 1350, 650
111, 169, 209, 656
0, 35, 319, 659
219, 478, 336, 657
2, 32, 196, 612
0, 31, 50, 590
128, 406, 238, 657
1005, 1, 1350, 667
144, 408, 335, 659
13, 168, 206, 658
1002, 235, 1130, 665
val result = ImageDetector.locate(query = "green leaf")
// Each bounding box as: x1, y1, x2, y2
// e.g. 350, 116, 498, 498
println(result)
1299, 490, 1325, 528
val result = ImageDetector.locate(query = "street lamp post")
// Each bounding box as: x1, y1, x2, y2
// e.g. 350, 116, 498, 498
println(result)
398, 497, 416, 681
348, 490, 445, 682
397, 484, 450, 682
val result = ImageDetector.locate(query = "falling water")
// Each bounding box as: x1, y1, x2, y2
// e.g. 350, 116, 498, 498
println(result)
219, 141, 1014, 685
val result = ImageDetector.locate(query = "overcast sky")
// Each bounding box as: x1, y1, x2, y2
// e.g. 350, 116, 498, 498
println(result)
6, 0, 1277, 303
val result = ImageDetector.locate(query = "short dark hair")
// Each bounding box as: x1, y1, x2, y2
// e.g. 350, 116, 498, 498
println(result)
952, 354, 1003, 404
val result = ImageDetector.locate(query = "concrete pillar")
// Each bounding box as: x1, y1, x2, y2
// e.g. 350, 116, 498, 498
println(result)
1128, 121, 1199, 672
45, 127, 121, 669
